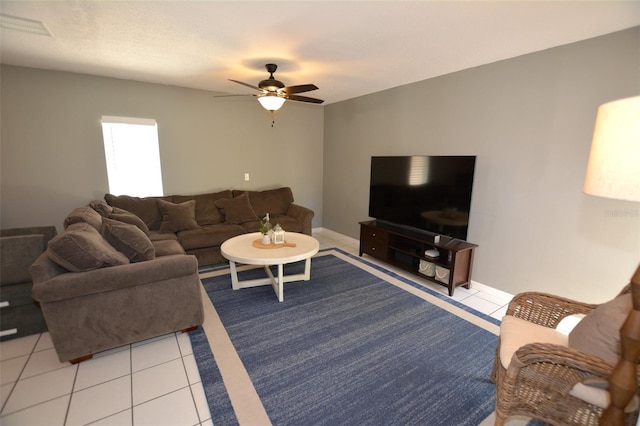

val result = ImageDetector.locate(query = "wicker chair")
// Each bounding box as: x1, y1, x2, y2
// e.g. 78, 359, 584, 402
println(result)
490, 265, 640, 426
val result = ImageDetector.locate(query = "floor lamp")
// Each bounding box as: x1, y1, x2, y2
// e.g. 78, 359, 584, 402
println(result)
583, 95, 640, 425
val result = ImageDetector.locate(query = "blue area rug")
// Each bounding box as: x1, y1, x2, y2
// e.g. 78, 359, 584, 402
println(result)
191, 249, 499, 425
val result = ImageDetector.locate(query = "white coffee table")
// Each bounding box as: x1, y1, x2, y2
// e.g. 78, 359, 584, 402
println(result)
220, 232, 320, 302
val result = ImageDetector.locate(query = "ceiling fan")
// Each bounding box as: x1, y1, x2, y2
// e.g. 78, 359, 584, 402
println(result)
220, 63, 324, 112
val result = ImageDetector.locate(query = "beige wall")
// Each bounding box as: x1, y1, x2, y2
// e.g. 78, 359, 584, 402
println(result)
0, 66, 324, 232
323, 27, 640, 302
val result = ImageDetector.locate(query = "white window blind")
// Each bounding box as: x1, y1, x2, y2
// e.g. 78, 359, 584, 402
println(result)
101, 116, 164, 197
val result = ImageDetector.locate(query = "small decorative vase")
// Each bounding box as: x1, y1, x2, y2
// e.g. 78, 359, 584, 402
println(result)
261, 234, 271, 245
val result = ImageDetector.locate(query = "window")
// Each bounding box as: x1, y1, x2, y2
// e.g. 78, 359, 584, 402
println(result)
101, 116, 164, 197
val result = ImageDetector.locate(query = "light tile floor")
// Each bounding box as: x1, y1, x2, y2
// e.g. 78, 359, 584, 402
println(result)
0, 228, 513, 425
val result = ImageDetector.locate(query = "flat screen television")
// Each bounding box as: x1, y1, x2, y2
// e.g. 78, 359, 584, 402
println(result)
368, 155, 476, 240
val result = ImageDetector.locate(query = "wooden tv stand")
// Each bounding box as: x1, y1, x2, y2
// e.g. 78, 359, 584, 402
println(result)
359, 220, 477, 296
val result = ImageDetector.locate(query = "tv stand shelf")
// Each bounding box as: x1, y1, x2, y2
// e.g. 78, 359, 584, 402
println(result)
359, 220, 478, 296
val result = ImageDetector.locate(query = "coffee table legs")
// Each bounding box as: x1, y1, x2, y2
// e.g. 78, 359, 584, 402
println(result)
228, 257, 313, 302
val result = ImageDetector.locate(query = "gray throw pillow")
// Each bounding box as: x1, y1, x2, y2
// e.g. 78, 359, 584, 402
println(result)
109, 207, 150, 235
101, 217, 155, 262
47, 222, 130, 272
158, 199, 199, 232
568, 292, 632, 364
63, 206, 103, 231
214, 193, 259, 224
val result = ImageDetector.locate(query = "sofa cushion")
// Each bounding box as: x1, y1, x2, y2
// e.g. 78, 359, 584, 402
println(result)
101, 218, 155, 263
215, 193, 259, 224
147, 230, 179, 242
63, 207, 103, 231
171, 190, 231, 226
177, 224, 247, 250
152, 239, 186, 257
158, 200, 199, 233
108, 207, 150, 235
105, 194, 168, 231
47, 222, 130, 272
568, 292, 632, 364
234, 187, 294, 218
89, 199, 114, 217
240, 214, 302, 234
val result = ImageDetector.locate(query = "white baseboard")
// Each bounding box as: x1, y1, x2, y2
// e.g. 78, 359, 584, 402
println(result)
312, 227, 359, 245
470, 280, 514, 304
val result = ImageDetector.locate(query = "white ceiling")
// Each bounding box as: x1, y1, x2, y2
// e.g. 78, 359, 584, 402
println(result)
1, 1, 639, 105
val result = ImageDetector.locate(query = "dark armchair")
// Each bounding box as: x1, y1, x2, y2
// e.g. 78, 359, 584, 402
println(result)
0, 226, 56, 340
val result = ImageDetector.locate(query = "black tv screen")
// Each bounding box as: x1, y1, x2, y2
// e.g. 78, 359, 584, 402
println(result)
368, 156, 476, 240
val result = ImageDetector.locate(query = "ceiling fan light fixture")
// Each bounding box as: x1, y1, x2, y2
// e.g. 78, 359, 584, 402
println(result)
257, 94, 286, 111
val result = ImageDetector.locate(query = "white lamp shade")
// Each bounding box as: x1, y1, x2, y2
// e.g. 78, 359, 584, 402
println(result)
584, 95, 640, 202
257, 94, 286, 111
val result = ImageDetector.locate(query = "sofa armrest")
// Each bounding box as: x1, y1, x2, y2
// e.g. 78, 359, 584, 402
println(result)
32, 254, 199, 303
287, 203, 314, 235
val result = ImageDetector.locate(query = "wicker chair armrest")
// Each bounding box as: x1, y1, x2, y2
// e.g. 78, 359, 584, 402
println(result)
513, 342, 616, 378
506, 292, 597, 328
507, 342, 618, 397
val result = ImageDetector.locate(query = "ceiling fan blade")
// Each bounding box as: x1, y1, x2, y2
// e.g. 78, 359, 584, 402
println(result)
286, 94, 324, 104
282, 84, 318, 95
213, 93, 257, 98
229, 79, 261, 91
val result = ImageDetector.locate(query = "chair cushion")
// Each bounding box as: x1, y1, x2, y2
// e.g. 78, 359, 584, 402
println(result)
101, 218, 155, 263
568, 293, 632, 364
158, 200, 199, 233
569, 382, 639, 413
47, 222, 130, 272
215, 193, 259, 224
499, 315, 569, 369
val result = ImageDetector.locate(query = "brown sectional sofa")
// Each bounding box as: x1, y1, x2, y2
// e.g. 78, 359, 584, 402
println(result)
104, 186, 314, 266
29, 186, 313, 362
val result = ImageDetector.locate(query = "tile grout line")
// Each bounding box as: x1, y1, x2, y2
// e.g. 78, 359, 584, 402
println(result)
0, 368, 79, 419
130, 341, 134, 426
0, 335, 37, 415
63, 355, 80, 426
177, 332, 204, 425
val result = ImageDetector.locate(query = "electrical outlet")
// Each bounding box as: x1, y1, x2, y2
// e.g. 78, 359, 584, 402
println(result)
244, 173, 250, 181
